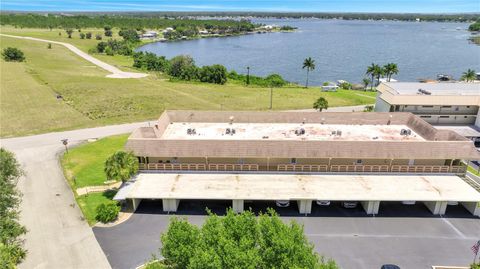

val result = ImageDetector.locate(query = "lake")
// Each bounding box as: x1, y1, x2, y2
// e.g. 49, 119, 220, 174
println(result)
137, 19, 480, 85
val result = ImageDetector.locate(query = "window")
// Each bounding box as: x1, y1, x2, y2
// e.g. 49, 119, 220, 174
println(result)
420, 116, 432, 118
356, 159, 363, 165
464, 116, 468, 118
290, 158, 297, 164
466, 106, 470, 108
439, 116, 449, 118
441, 106, 451, 108
422, 106, 433, 108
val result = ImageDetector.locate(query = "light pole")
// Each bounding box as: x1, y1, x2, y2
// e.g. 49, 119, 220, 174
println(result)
269, 86, 273, 110
246, 66, 250, 86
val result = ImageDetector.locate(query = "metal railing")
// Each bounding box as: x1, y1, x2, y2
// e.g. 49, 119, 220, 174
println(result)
277, 164, 328, 172
329, 165, 389, 173
139, 163, 466, 174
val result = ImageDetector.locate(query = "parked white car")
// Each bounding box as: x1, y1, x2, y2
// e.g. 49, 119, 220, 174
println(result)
342, 201, 358, 208
275, 200, 290, 207
316, 200, 331, 206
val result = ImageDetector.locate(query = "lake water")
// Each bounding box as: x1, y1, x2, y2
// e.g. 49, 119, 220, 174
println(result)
137, 19, 480, 85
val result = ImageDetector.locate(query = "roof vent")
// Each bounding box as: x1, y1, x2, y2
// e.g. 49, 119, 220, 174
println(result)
187, 128, 196, 135
400, 129, 412, 136
226, 128, 235, 135
229, 116, 234, 125
295, 128, 305, 136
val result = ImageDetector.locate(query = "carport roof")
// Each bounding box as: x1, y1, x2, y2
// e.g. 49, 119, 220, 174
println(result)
114, 173, 480, 202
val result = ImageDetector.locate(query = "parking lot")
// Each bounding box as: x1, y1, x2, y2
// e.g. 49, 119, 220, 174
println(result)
94, 199, 480, 269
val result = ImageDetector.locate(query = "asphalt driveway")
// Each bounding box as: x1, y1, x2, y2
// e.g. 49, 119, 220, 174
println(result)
94, 200, 480, 269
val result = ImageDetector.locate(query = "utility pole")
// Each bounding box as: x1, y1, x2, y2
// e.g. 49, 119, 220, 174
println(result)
269, 87, 273, 110
246, 66, 250, 86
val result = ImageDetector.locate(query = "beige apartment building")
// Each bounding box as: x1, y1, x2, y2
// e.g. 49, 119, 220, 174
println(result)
375, 82, 480, 142
114, 110, 480, 216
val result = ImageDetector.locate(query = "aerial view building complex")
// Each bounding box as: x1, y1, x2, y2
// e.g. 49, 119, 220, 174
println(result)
115, 110, 480, 216
375, 82, 480, 143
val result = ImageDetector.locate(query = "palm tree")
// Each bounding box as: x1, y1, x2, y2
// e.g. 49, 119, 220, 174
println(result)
313, 97, 329, 111
362, 78, 371, 91
383, 63, 399, 82
104, 151, 138, 183
302, 57, 315, 88
366, 63, 383, 89
461, 69, 476, 82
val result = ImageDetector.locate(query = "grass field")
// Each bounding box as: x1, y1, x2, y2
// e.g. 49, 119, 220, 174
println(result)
62, 134, 129, 188
0, 26, 376, 137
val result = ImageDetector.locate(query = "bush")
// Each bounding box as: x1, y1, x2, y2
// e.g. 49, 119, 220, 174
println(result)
95, 33, 102, 40
119, 29, 139, 42
79, 33, 85, 39
105, 47, 114, 56
2, 47, 25, 62
228, 71, 287, 87
96, 42, 107, 53
95, 203, 120, 223
168, 55, 195, 78
85, 32, 92, 39
104, 29, 113, 37
199, 64, 227, 84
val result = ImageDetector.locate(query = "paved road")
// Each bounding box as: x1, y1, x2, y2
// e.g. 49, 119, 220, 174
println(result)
0, 34, 148, 79
0, 121, 153, 269
94, 200, 480, 269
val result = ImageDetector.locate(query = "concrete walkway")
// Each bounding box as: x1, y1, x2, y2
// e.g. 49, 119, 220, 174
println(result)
0, 34, 148, 79
0, 121, 153, 269
76, 181, 122, 196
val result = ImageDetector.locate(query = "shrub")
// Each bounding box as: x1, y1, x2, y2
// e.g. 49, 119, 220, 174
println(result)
65, 28, 73, 38
47, 43, 52, 49
85, 32, 92, 39
119, 29, 139, 42
79, 33, 85, 39
96, 42, 107, 53
168, 55, 195, 78
105, 47, 114, 56
2, 47, 25, 62
199, 64, 227, 84
104, 29, 113, 37
95, 203, 120, 223
95, 33, 102, 40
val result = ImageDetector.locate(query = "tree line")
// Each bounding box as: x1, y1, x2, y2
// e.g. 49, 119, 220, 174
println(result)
0, 13, 258, 33
133, 52, 288, 86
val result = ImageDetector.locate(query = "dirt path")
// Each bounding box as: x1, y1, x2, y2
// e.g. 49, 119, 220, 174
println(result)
0, 34, 148, 79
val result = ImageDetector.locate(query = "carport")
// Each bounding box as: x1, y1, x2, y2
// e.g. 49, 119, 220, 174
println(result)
113, 173, 480, 216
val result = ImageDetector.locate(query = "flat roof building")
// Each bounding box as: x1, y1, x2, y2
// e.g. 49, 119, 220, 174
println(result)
116, 110, 480, 216
375, 82, 480, 142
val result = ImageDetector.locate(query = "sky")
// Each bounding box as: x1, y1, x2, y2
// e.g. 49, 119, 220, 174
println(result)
1, 0, 479, 13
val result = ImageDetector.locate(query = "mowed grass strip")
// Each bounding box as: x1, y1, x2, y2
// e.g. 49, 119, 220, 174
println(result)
1, 28, 375, 137
77, 190, 117, 225
62, 134, 129, 189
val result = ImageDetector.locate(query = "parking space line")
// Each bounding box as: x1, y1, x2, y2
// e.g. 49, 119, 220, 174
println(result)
440, 217, 466, 238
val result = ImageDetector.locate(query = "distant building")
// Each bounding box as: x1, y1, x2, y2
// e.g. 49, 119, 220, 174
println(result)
321, 82, 339, 92
375, 82, 480, 143
140, 31, 158, 39
199, 30, 209, 35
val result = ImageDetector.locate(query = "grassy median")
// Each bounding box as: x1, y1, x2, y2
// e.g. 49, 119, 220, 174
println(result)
1, 26, 376, 137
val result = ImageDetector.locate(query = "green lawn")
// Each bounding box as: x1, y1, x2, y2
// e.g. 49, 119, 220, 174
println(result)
1, 26, 376, 137
468, 165, 480, 176
62, 134, 129, 189
77, 190, 117, 225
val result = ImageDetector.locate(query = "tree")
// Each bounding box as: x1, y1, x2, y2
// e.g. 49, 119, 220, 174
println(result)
104, 25, 113, 37
199, 64, 227, 84
2, 47, 25, 62
79, 33, 85, 39
47, 43, 52, 49
0, 148, 27, 266
366, 63, 383, 89
313, 97, 329, 112
160, 209, 338, 269
168, 55, 195, 78
95, 33, 102, 40
267, 74, 286, 109
302, 57, 315, 88
461, 69, 476, 82
119, 29, 139, 42
104, 151, 138, 183
383, 63, 399, 82
96, 42, 107, 53
85, 32, 92, 39
65, 28, 73, 38
362, 78, 370, 91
